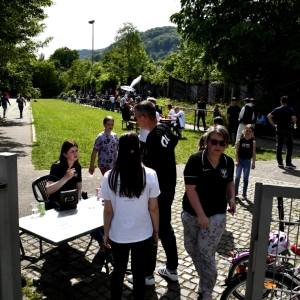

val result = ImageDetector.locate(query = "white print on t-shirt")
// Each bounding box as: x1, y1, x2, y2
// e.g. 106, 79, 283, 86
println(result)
161, 135, 170, 147
220, 168, 228, 178
241, 143, 250, 148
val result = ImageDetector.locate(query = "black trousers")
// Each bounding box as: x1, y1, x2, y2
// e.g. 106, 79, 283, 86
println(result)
18, 105, 24, 117
145, 190, 178, 275
276, 129, 293, 165
197, 111, 206, 128
110, 238, 150, 300
228, 122, 239, 142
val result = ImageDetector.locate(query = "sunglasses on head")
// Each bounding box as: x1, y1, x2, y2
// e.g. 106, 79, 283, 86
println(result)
209, 139, 227, 147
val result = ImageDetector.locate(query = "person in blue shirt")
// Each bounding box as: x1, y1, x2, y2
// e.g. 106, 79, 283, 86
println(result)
0, 92, 11, 118
255, 112, 267, 136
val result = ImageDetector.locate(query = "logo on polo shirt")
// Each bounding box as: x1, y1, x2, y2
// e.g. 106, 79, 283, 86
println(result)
220, 168, 228, 178
161, 134, 170, 148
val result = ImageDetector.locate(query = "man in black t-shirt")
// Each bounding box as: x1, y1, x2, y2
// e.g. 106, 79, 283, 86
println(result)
267, 96, 297, 169
226, 97, 240, 143
134, 100, 179, 284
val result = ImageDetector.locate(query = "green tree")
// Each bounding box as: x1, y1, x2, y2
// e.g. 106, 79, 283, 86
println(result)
49, 47, 80, 71
171, 0, 300, 89
32, 60, 62, 98
0, 0, 53, 93
113, 22, 149, 84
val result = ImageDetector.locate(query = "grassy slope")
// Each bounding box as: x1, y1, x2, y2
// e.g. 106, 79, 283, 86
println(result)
31, 99, 277, 170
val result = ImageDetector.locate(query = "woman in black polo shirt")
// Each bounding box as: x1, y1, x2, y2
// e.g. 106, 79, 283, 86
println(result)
182, 126, 235, 300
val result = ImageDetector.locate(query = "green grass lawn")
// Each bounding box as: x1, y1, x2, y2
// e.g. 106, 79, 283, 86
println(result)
31, 99, 277, 170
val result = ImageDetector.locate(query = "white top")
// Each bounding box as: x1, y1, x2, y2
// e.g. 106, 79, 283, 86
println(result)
156, 111, 160, 121
172, 110, 186, 128
168, 109, 175, 116
100, 167, 160, 243
139, 128, 150, 143
110, 96, 115, 103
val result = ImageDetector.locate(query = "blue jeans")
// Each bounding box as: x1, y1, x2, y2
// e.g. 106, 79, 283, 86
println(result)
235, 158, 251, 196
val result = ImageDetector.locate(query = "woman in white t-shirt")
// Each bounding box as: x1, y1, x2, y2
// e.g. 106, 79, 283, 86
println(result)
101, 132, 160, 300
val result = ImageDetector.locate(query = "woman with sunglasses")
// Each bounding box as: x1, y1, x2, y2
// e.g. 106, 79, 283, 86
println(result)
182, 125, 235, 300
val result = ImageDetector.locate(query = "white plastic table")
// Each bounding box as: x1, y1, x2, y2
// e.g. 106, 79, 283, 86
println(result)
19, 197, 103, 246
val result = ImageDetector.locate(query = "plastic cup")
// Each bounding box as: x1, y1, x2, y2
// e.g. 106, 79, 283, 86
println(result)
30, 202, 39, 218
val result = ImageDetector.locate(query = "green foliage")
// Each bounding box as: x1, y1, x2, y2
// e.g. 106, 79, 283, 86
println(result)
32, 60, 62, 98
0, 0, 53, 93
171, 0, 300, 89
49, 47, 80, 71
140, 26, 180, 62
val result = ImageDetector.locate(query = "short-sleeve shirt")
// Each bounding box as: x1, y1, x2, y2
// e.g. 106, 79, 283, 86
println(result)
93, 132, 118, 169
227, 105, 241, 124
48, 162, 82, 203
197, 101, 206, 113
100, 167, 160, 243
143, 124, 178, 193
182, 149, 234, 217
270, 106, 295, 131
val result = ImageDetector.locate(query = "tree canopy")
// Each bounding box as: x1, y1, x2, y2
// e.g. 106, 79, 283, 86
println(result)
171, 0, 300, 89
0, 0, 53, 94
49, 47, 80, 71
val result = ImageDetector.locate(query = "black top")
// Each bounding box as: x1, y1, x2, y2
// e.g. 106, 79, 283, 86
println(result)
227, 105, 241, 124
48, 162, 82, 203
121, 106, 131, 121
240, 105, 254, 124
182, 149, 234, 217
197, 100, 206, 114
238, 137, 253, 159
270, 106, 295, 131
143, 123, 178, 193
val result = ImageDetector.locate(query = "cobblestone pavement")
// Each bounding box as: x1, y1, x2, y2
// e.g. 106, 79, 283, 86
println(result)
1, 101, 300, 299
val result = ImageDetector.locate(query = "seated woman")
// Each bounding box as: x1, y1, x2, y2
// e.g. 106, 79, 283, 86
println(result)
102, 132, 160, 300
46, 140, 104, 248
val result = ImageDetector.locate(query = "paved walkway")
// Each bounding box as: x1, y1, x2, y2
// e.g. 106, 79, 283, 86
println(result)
1, 101, 300, 299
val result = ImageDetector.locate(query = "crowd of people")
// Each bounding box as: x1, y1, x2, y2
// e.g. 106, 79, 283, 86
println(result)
42, 93, 297, 299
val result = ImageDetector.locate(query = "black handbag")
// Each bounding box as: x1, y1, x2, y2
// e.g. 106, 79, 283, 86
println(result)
58, 189, 78, 211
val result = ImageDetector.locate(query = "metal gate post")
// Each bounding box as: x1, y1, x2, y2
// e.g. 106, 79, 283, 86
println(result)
0, 153, 22, 300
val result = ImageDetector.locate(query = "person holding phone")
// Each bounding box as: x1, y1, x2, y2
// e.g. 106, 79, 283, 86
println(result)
101, 132, 160, 300
181, 126, 235, 300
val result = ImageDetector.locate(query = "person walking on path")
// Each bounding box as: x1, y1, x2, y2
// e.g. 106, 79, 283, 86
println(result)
89, 116, 118, 176
235, 124, 256, 200
235, 98, 254, 146
227, 97, 240, 144
197, 95, 207, 131
0, 92, 11, 118
102, 132, 159, 300
182, 126, 235, 300
16, 94, 26, 118
134, 100, 179, 285
267, 95, 297, 169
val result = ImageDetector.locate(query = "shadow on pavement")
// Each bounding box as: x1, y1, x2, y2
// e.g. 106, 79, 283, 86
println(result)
0, 135, 31, 157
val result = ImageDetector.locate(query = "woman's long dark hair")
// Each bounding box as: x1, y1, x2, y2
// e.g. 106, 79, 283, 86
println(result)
57, 140, 79, 169
108, 132, 146, 198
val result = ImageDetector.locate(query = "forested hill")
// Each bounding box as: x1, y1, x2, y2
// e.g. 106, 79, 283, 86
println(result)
77, 26, 180, 63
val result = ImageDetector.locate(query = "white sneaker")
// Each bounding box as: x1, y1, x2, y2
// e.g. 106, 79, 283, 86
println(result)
127, 275, 155, 286
157, 266, 178, 281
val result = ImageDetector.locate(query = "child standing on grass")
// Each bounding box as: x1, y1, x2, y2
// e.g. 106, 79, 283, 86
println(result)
89, 116, 119, 176
235, 124, 256, 200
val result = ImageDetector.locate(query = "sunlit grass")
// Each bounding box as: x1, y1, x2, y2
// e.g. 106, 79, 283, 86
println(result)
31, 99, 280, 170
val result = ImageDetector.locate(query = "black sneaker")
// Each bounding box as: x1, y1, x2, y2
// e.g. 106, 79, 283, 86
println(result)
285, 164, 296, 169
278, 163, 284, 168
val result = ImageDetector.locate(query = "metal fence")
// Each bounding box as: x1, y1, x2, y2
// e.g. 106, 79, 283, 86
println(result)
245, 182, 300, 299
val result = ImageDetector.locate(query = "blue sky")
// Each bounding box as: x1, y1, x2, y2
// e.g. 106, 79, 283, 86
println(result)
37, 0, 181, 58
